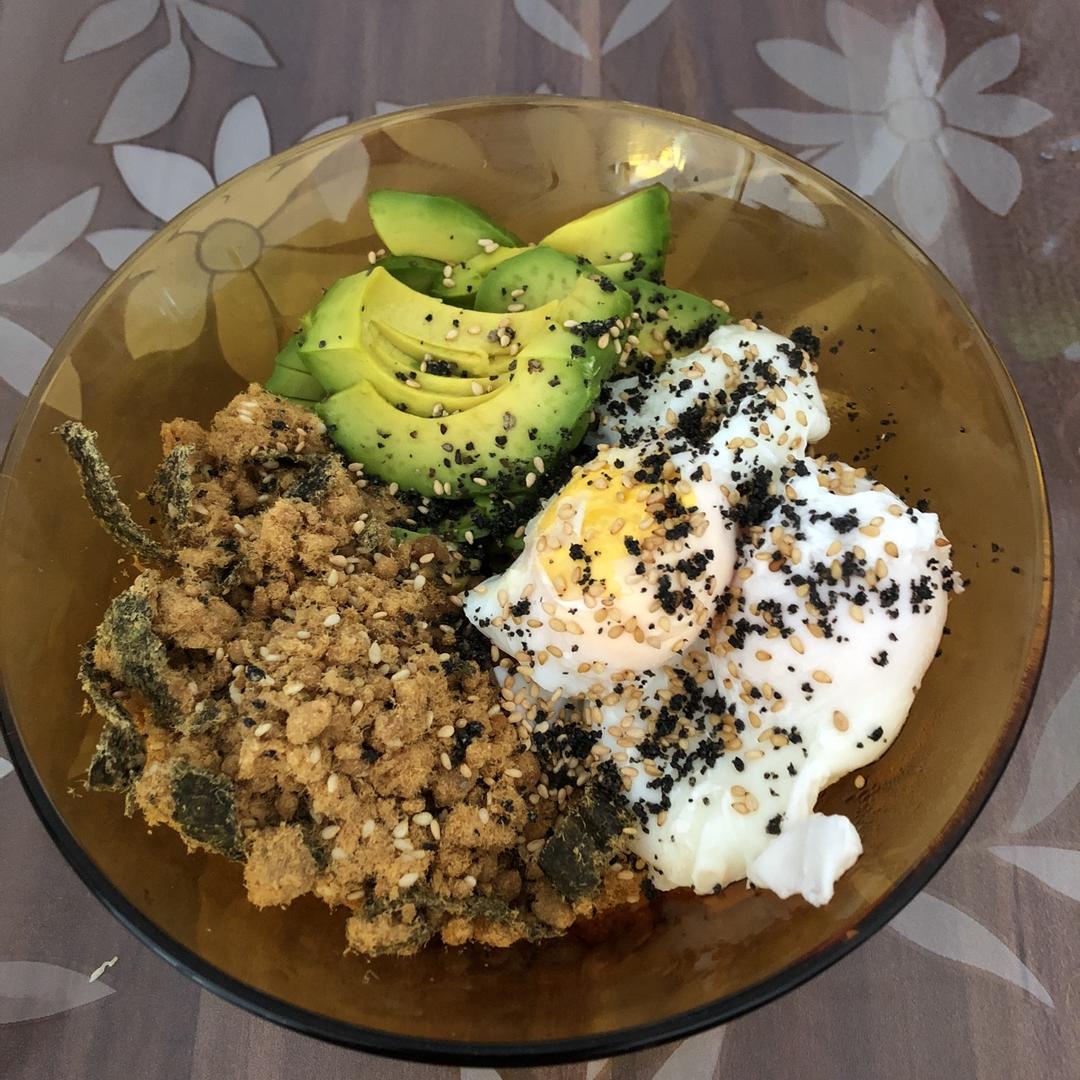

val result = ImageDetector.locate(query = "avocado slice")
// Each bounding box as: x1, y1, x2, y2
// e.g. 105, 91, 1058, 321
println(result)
300, 267, 560, 368
541, 185, 671, 284
431, 246, 530, 307
473, 246, 600, 313
265, 333, 324, 402
305, 326, 506, 415
626, 277, 730, 367
373, 254, 445, 294
368, 190, 520, 264
316, 276, 631, 498
264, 364, 324, 402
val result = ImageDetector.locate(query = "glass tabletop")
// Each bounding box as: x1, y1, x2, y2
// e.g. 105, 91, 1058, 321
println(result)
0, 1, 1076, 1077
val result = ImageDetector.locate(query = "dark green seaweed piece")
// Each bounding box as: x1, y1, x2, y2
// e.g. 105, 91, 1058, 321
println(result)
78, 640, 133, 728
97, 581, 181, 729
538, 808, 600, 901
147, 443, 195, 537
57, 421, 172, 564
539, 780, 633, 901
87, 719, 147, 792
179, 698, 226, 737
356, 885, 552, 954
294, 795, 331, 870
170, 763, 245, 859
287, 456, 335, 502
79, 641, 147, 792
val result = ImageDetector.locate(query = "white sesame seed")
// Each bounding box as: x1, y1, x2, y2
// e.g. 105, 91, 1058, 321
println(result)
307, 746, 321, 764
397, 872, 420, 889
326, 773, 339, 794
368, 642, 382, 663
323, 612, 341, 627
361, 819, 375, 839
321, 824, 341, 840
618, 250, 634, 262
506, 302, 525, 312
253, 722, 272, 737
331, 847, 348, 861
283, 681, 304, 696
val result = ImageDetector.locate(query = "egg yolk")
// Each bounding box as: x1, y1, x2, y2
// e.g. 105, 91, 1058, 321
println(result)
535, 459, 696, 602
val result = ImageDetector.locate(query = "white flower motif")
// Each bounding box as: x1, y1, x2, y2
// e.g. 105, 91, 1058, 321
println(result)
89, 94, 366, 380
0, 188, 99, 399
87, 96, 356, 271
736, 0, 1051, 243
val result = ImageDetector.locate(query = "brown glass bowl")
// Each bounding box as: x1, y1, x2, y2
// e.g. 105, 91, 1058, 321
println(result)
0, 98, 1050, 1065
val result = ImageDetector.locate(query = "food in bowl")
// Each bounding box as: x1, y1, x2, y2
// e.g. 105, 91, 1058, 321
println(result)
62, 184, 956, 955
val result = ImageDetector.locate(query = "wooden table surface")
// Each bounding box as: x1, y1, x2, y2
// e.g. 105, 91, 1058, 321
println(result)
1, 2, 1078, 1077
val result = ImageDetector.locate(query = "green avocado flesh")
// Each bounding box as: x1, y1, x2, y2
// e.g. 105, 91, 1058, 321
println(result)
431, 246, 529, 307
373, 254, 445, 294
626, 278, 730, 365
300, 267, 561, 372
265, 334, 323, 402
368, 190, 520, 264
474, 246, 598, 313
541, 185, 670, 284
315, 276, 630, 498
264, 363, 323, 402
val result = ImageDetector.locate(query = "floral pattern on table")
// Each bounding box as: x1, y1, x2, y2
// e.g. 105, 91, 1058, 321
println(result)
90, 94, 364, 379
735, 1, 1051, 245
0, 0, 1077, 1076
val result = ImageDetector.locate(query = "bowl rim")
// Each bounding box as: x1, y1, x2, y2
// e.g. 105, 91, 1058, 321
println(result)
0, 94, 1053, 1067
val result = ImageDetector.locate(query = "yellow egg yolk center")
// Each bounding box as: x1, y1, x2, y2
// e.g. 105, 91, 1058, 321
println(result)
535, 459, 696, 602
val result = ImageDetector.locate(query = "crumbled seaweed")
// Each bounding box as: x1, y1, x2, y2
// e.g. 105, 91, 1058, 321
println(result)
294, 797, 331, 870
287, 455, 335, 502
170, 763, 245, 859
57, 421, 172, 564
355, 887, 556, 955
146, 443, 195, 537
97, 581, 181, 729
79, 640, 147, 792
78, 640, 132, 727
539, 777, 633, 901
179, 698, 226, 737
87, 720, 147, 793
538, 809, 598, 900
